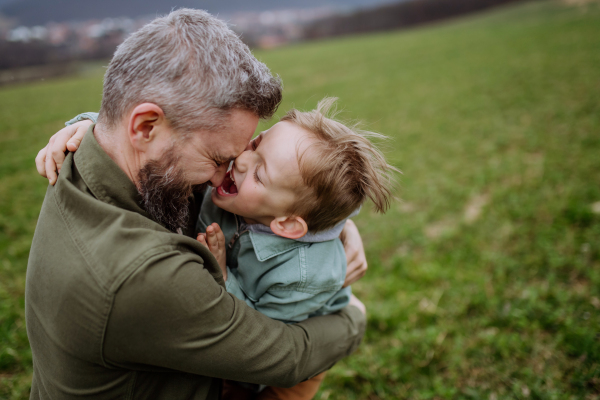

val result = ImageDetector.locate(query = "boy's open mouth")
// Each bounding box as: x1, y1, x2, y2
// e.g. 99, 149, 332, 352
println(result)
216, 169, 238, 197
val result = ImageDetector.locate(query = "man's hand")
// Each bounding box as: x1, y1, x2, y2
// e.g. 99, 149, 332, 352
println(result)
35, 120, 92, 185
340, 219, 367, 287
197, 223, 228, 280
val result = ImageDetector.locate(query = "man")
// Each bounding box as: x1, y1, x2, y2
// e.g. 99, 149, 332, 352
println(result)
27, 9, 367, 400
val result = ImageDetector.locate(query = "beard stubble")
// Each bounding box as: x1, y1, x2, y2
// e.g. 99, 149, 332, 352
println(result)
137, 150, 208, 232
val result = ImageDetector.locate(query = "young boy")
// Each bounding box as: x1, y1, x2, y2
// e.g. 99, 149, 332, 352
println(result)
196, 98, 396, 399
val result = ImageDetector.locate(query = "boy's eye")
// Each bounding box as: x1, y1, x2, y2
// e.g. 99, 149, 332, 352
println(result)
251, 135, 263, 151
253, 166, 262, 184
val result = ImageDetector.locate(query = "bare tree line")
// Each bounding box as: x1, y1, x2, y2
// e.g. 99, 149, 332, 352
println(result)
0, 0, 526, 73
304, 0, 525, 39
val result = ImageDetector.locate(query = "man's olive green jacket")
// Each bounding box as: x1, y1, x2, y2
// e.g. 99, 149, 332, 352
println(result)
25, 127, 365, 399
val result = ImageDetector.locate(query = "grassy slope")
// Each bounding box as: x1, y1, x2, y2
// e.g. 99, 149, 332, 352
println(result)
1, 1, 599, 398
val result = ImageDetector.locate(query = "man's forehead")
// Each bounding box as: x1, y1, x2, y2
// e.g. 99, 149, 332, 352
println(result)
213, 149, 241, 163
213, 134, 249, 159
197, 109, 258, 159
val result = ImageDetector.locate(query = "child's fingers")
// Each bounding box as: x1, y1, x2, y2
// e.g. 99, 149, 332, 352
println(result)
216, 230, 225, 247
45, 135, 58, 185
210, 223, 221, 234
211, 223, 226, 247
35, 145, 49, 178
206, 225, 220, 250
66, 122, 89, 152
196, 233, 209, 248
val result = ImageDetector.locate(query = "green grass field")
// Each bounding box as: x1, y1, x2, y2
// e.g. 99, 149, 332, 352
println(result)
1, 1, 599, 398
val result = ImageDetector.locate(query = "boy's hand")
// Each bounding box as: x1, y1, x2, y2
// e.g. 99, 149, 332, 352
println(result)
197, 223, 227, 280
35, 120, 91, 185
340, 219, 367, 287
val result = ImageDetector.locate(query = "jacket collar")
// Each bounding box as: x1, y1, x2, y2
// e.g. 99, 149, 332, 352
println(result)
248, 231, 305, 262
74, 125, 149, 218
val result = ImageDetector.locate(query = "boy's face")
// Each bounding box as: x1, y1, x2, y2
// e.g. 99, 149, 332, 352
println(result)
211, 121, 314, 226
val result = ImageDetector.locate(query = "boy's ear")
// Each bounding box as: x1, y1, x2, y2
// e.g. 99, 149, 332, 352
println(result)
270, 216, 308, 239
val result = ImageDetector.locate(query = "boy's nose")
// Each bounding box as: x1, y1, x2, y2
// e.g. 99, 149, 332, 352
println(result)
234, 150, 253, 173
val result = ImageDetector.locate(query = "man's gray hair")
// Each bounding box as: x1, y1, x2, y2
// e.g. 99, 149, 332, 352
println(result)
98, 8, 282, 134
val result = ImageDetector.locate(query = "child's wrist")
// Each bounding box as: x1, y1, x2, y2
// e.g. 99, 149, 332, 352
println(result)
221, 266, 228, 281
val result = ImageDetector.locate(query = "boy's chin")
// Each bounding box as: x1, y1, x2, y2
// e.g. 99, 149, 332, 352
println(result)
211, 188, 236, 213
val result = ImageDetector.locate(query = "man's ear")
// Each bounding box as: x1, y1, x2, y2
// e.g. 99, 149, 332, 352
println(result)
128, 103, 167, 152
270, 216, 308, 239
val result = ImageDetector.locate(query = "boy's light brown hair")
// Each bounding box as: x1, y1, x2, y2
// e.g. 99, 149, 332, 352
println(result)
283, 97, 398, 232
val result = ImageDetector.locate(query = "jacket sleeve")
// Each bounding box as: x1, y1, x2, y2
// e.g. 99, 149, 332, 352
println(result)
65, 112, 99, 126
103, 249, 365, 387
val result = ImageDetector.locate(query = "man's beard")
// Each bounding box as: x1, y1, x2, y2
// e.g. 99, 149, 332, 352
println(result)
138, 152, 208, 232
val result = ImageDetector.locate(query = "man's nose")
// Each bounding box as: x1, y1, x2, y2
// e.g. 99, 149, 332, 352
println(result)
209, 163, 229, 187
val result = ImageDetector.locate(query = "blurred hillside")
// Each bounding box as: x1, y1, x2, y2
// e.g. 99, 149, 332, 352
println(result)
0, 0, 524, 81
0, 0, 396, 25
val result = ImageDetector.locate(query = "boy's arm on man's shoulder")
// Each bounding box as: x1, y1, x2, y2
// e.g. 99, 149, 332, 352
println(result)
102, 250, 366, 387
36, 113, 98, 184
65, 112, 99, 126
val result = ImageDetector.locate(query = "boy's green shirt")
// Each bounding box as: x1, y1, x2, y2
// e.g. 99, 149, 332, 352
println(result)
197, 191, 352, 323
25, 126, 366, 399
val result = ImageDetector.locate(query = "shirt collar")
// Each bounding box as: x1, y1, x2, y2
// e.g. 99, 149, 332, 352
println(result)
74, 125, 149, 218
248, 232, 305, 262
243, 207, 361, 261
